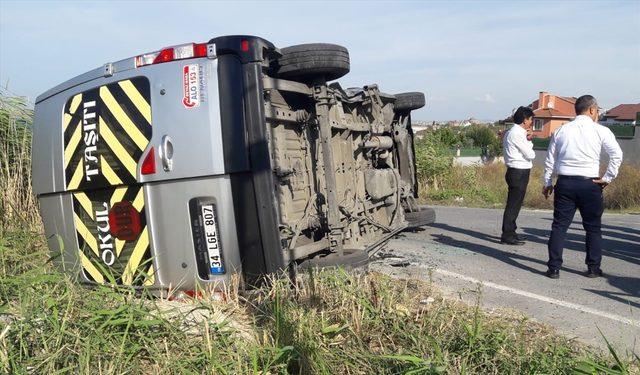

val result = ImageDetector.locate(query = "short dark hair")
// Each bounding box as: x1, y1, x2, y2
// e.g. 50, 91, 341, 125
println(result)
513, 106, 534, 124
575, 95, 597, 114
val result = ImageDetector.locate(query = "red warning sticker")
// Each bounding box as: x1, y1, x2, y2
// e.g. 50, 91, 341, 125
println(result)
182, 64, 200, 108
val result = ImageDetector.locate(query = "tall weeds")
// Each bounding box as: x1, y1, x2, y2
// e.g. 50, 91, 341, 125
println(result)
421, 162, 640, 212
603, 164, 640, 210
2, 235, 633, 375
0, 93, 39, 234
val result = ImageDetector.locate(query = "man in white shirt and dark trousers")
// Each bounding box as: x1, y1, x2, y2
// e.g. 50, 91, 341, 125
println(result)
542, 95, 623, 279
501, 106, 536, 245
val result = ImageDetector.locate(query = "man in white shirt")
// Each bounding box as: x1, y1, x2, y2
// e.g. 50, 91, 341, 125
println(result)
501, 106, 536, 245
542, 95, 623, 279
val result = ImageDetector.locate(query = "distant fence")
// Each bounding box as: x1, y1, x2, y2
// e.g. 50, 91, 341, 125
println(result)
532, 138, 550, 150
607, 125, 635, 139
532, 125, 636, 150
449, 148, 482, 157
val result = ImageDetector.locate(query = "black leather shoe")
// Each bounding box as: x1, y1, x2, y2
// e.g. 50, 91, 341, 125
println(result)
545, 269, 560, 279
500, 238, 525, 245
585, 268, 603, 278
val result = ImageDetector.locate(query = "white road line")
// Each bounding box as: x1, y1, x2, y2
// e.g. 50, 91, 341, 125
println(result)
434, 268, 640, 328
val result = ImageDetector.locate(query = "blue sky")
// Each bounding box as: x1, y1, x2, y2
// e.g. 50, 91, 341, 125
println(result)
1, 0, 638, 121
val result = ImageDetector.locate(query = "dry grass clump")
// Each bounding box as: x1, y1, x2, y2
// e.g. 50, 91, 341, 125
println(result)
420, 162, 506, 207
604, 164, 640, 211
523, 166, 553, 210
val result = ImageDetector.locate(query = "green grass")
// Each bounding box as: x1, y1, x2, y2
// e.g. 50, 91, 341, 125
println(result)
1, 229, 637, 374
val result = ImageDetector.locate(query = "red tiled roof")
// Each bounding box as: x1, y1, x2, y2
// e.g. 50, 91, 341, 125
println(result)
530, 95, 576, 112
533, 108, 574, 118
602, 103, 640, 121
559, 96, 577, 103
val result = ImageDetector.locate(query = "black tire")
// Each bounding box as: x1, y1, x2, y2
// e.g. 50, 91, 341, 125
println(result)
405, 206, 435, 229
274, 43, 350, 82
298, 248, 369, 269
394, 92, 426, 112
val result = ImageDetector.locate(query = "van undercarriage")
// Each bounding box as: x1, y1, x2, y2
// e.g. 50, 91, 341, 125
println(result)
265, 79, 420, 265
32, 35, 433, 291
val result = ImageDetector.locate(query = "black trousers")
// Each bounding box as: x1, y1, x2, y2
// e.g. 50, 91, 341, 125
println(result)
547, 176, 604, 271
501, 167, 530, 241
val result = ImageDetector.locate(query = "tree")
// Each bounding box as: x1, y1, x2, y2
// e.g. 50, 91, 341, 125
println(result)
463, 126, 502, 156
429, 127, 459, 148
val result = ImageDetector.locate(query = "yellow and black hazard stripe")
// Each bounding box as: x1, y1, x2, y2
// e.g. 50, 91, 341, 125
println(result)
63, 77, 152, 191
73, 184, 154, 286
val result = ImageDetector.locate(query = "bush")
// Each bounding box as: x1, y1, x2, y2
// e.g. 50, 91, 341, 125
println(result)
464, 126, 502, 156
429, 127, 461, 148
415, 136, 453, 190
418, 126, 505, 158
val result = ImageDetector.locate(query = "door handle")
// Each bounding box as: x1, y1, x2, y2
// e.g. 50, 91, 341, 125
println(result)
160, 135, 173, 172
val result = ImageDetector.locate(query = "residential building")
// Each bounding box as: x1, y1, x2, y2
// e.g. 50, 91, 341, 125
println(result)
455, 117, 486, 127
600, 103, 640, 126
411, 121, 431, 133
459, 119, 472, 127
531, 92, 576, 138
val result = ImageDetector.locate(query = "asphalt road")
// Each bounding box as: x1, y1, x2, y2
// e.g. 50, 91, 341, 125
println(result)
371, 206, 640, 352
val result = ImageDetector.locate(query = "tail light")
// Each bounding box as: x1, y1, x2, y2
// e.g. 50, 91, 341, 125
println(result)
135, 43, 208, 67
241, 39, 250, 52
109, 201, 142, 241
141, 147, 156, 175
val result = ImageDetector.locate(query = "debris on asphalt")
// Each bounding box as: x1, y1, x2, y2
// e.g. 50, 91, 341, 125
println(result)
390, 261, 411, 267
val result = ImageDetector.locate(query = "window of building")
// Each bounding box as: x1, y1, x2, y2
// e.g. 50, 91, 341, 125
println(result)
533, 119, 543, 131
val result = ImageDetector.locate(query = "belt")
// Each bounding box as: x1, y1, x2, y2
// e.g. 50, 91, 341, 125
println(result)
558, 175, 598, 180
506, 167, 531, 170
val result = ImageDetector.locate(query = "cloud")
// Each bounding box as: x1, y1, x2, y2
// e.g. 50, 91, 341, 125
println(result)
475, 94, 496, 104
